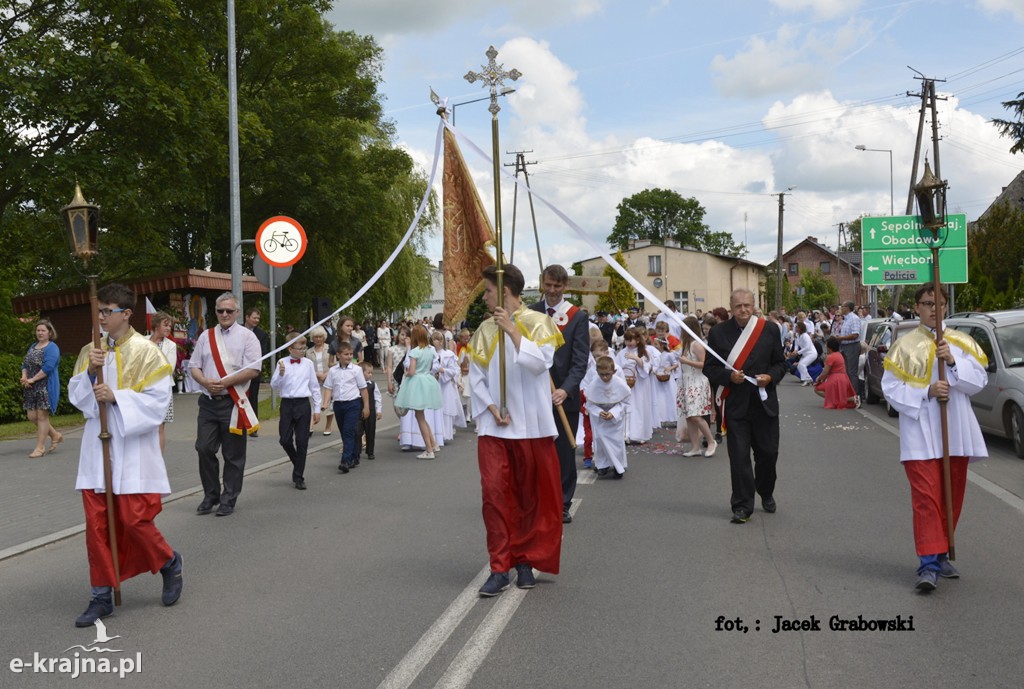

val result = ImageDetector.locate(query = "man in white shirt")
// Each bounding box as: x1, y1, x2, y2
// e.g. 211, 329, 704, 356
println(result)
190, 292, 262, 517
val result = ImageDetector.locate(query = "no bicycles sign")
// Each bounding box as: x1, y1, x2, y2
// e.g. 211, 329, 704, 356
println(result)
255, 216, 307, 268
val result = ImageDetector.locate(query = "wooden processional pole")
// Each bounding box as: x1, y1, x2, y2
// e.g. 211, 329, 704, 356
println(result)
465, 46, 520, 416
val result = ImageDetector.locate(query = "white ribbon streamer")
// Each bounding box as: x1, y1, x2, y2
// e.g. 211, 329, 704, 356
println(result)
245, 118, 447, 369
444, 120, 759, 388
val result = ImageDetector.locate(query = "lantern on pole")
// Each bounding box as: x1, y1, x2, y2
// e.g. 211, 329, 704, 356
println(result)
62, 183, 123, 604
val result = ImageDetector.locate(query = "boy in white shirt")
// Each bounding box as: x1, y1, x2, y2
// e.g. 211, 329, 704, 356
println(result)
270, 334, 321, 489
322, 342, 369, 473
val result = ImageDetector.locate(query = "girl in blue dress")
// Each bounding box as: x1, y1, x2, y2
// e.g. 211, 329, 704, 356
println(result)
394, 325, 443, 458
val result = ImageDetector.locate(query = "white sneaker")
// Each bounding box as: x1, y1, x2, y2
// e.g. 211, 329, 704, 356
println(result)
417, 451, 435, 460
854, 395, 862, 409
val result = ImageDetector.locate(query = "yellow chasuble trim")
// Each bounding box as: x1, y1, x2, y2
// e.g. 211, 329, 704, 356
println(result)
74, 327, 173, 392
883, 324, 988, 388
467, 306, 564, 367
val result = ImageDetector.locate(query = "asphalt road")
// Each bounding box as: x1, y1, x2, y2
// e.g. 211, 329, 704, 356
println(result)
1, 384, 1023, 689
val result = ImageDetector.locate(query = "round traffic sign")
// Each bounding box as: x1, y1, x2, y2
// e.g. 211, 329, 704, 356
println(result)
255, 216, 307, 268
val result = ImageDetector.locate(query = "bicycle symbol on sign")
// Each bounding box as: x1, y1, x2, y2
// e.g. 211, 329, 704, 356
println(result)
263, 230, 298, 253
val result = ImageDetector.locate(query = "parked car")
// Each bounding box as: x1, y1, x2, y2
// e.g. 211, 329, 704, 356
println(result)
863, 318, 920, 416
945, 310, 1024, 458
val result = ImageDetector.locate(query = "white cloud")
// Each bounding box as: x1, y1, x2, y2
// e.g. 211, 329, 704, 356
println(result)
326, 0, 605, 37
976, 0, 1024, 22
770, 0, 860, 20
711, 20, 876, 98
711, 25, 827, 98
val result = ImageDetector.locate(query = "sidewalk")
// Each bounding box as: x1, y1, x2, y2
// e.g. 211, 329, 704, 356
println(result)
0, 387, 399, 557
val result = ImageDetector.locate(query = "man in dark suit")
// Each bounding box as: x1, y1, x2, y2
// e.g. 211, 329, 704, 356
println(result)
530, 264, 590, 524
244, 307, 271, 437
596, 311, 615, 347
702, 288, 787, 524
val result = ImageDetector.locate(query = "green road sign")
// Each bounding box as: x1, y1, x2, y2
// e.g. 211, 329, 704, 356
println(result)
860, 214, 968, 286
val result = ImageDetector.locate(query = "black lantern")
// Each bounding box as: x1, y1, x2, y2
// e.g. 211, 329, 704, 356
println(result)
913, 161, 946, 229
62, 183, 100, 266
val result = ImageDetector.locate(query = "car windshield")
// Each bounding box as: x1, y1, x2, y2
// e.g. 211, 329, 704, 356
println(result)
995, 322, 1024, 368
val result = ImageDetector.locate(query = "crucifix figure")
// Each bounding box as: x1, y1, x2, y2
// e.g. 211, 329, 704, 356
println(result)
464, 45, 521, 116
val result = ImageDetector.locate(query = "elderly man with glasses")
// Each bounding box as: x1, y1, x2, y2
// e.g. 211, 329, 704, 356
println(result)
189, 292, 263, 517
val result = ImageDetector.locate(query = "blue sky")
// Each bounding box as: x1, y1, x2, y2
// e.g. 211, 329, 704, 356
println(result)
327, 0, 1024, 283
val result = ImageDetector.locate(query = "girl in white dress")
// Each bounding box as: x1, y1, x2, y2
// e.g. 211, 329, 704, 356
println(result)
614, 327, 653, 444
431, 330, 466, 441
651, 337, 679, 427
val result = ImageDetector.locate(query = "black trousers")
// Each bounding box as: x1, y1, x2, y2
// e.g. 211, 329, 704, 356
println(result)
246, 374, 262, 418
196, 394, 248, 507
553, 401, 580, 511
356, 408, 376, 457
725, 401, 779, 516
279, 397, 312, 481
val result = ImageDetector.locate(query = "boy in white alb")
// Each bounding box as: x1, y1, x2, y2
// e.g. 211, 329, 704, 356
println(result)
881, 283, 988, 592
270, 334, 321, 489
582, 356, 632, 479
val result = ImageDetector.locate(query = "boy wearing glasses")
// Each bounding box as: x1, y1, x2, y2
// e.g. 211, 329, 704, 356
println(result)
68, 283, 183, 627
270, 334, 321, 489
881, 283, 988, 592
189, 292, 262, 516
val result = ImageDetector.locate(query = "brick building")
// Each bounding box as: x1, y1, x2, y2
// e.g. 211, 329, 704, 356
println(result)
781, 236, 867, 307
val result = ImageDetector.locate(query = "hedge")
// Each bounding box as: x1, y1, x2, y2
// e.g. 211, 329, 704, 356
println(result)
0, 352, 80, 424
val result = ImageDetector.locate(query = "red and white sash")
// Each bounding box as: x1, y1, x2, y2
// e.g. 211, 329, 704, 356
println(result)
716, 316, 767, 411
548, 302, 579, 331
208, 327, 259, 435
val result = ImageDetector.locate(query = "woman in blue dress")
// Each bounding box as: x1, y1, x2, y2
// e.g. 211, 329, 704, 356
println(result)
394, 324, 443, 459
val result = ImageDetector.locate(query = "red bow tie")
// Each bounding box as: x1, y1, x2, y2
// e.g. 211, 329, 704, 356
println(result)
290, 358, 302, 364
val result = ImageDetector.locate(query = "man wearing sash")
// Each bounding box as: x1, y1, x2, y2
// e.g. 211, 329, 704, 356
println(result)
703, 288, 787, 524
469, 264, 564, 597
68, 284, 182, 626
880, 283, 988, 591
190, 292, 262, 517
530, 264, 590, 524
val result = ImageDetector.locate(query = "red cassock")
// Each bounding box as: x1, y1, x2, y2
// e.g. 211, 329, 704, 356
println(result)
83, 492, 174, 587
478, 436, 563, 574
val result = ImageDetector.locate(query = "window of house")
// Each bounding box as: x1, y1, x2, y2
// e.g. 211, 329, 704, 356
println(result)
635, 293, 645, 313
788, 263, 799, 275
648, 255, 662, 275
673, 291, 689, 314
820, 261, 831, 274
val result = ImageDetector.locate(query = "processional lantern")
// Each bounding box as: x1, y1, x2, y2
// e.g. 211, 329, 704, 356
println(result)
913, 160, 946, 230
62, 183, 101, 266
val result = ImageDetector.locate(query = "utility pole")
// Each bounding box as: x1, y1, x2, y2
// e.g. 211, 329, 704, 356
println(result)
775, 188, 794, 311
503, 150, 543, 276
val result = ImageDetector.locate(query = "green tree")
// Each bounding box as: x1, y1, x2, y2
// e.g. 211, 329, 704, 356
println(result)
764, 265, 795, 312
837, 218, 862, 253
797, 269, 838, 312
1, 0, 435, 329
993, 90, 1024, 154
595, 250, 637, 314
969, 201, 1024, 296
703, 231, 748, 258
607, 188, 708, 250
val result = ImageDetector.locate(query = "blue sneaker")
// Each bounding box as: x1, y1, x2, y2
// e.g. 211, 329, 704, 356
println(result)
75, 596, 113, 628
479, 572, 510, 597
938, 557, 960, 579
160, 551, 183, 606
582, 458, 593, 470
915, 570, 938, 592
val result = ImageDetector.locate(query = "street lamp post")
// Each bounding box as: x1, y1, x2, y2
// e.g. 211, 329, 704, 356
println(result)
855, 145, 894, 216
62, 184, 123, 607
450, 87, 515, 126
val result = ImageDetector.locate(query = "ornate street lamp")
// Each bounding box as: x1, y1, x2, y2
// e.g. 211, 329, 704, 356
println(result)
913, 160, 946, 229
62, 183, 123, 605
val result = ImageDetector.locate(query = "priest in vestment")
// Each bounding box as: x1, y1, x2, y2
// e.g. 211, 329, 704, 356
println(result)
68, 283, 183, 627
881, 283, 988, 592
469, 264, 564, 597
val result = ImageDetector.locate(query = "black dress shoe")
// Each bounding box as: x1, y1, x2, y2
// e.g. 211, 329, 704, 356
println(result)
338, 464, 350, 474
160, 551, 183, 606
196, 498, 218, 515
367, 454, 375, 460
730, 510, 751, 524
294, 480, 306, 490
597, 470, 623, 480
215, 503, 234, 517
762, 497, 777, 513
562, 509, 573, 524
596, 467, 610, 477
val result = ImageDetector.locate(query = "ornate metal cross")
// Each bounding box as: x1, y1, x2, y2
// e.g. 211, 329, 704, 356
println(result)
464, 46, 521, 116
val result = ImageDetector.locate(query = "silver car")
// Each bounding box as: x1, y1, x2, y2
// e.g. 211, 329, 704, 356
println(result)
946, 310, 1024, 458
